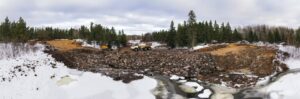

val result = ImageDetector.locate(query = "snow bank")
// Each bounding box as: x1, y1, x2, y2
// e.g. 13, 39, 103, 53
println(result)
278, 45, 300, 69
0, 43, 157, 99
0, 43, 43, 60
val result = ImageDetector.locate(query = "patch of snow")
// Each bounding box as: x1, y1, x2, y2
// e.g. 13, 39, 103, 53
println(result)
193, 44, 209, 50
198, 89, 212, 98
170, 75, 180, 80
0, 43, 157, 99
254, 41, 266, 46
278, 45, 300, 69
150, 42, 162, 48
74, 39, 100, 49
178, 79, 187, 83
128, 40, 141, 45
169, 75, 184, 80
179, 84, 198, 93
74, 39, 84, 43
82, 41, 99, 49
183, 82, 204, 92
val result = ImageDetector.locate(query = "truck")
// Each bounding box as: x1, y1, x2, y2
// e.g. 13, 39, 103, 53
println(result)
130, 43, 151, 51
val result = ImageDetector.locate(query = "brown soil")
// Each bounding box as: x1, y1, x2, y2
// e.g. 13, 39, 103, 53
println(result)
208, 44, 278, 76
45, 42, 288, 88
206, 44, 256, 56
46, 39, 82, 52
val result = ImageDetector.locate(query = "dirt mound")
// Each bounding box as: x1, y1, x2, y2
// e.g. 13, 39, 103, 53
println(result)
46, 43, 288, 88
46, 39, 82, 51
204, 44, 256, 56
200, 44, 281, 76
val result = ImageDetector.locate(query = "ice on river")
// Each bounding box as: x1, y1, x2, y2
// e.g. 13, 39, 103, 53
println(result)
0, 43, 157, 99
263, 73, 300, 99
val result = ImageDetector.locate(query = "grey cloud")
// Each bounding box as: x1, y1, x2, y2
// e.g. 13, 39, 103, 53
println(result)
1, 0, 300, 34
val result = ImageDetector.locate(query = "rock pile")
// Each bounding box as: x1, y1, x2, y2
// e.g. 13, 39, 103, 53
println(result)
46, 43, 288, 88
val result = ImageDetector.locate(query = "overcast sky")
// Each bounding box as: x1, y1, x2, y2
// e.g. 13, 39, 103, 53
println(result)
1, 0, 300, 35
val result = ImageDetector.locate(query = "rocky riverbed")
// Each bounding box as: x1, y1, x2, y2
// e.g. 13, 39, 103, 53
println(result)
45, 41, 289, 88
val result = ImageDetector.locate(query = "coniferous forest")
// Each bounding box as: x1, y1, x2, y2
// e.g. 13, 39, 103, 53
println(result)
0, 17, 127, 46
2, 10, 300, 48
143, 10, 300, 48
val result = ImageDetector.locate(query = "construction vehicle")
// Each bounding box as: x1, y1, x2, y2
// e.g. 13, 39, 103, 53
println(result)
100, 44, 111, 51
100, 44, 109, 49
130, 42, 151, 51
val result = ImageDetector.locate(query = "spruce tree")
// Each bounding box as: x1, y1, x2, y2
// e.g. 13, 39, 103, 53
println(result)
90, 22, 95, 40
2, 17, 11, 41
225, 22, 232, 42
252, 31, 259, 42
167, 21, 176, 48
274, 29, 281, 43
296, 28, 300, 45
16, 17, 28, 41
188, 10, 196, 25
219, 23, 226, 42
213, 20, 219, 42
247, 30, 254, 42
268, 31, 275, 43
187, 10, 197, 48
120, 30, 127, 46
207, 20, 214, 42
232, 29, 242, 42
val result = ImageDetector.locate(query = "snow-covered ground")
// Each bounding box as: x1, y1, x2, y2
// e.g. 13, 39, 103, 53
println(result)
259, 45, 300, 99
278, 45, 300, 69
0, 43, 157, 99
0, 43, 39, 60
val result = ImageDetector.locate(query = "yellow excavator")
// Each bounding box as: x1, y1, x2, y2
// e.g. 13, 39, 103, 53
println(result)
100, 44, 109, 49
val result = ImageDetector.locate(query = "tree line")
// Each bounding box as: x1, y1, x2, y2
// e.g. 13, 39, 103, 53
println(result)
0, 17, 127, 46
143, 10, 300, 48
